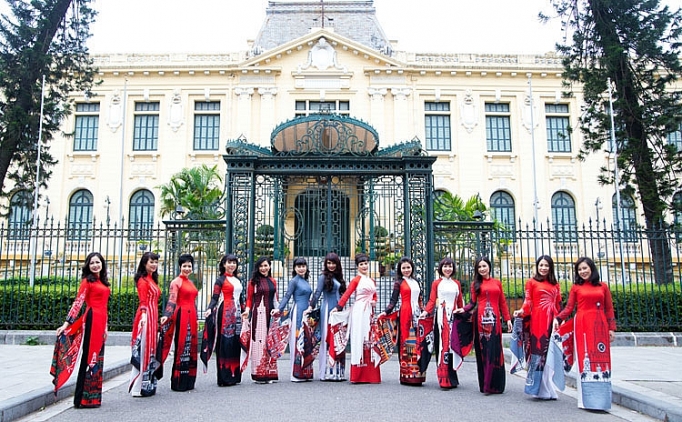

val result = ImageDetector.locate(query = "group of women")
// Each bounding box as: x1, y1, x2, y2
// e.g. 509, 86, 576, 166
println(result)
52, 249, 616, 413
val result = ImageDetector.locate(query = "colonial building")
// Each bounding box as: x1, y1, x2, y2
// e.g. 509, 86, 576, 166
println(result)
6, 0, 655, 266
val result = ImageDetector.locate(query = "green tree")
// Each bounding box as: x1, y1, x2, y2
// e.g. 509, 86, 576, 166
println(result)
0, 0, 97, 201
545, 0, 682, 283
158, 164, 224, 220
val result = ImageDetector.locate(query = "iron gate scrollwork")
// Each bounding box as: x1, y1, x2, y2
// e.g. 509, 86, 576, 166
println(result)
223, 114, 435, 310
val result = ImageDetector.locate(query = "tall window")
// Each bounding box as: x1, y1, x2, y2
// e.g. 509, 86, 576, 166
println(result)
193, 101, 220, 150
490, 191, 516, 236
551, 191, 577, 242
485, 103, 512, 152
67, 190, 93, 239
546, 104, 571, 152
612, 193, 638, 242
133, 102, 160, 151
73, 103, 100, 151
129, 189, 155, 241
8, 190, 32, 240
668, 123, 682, 151
424, 102, 451, 151
295, 100, 350, 116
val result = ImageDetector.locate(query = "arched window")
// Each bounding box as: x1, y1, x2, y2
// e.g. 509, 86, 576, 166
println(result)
551, 191, 577, 242
612, 193, 637, 242
673, 192, 682, 241
8, 190, 32, 240
490, 191, 516, 236
67, 190, 93, 240
129, 189, 155, 240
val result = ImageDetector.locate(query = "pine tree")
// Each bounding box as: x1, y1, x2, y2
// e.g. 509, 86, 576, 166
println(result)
0, 0, 97, 203
547, 0, 682, 283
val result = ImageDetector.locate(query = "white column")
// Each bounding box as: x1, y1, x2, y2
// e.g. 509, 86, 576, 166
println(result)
368, 87, 387, 143
391, 87, 412, 143
257, 87, 278, 148
234, 87, 254, 140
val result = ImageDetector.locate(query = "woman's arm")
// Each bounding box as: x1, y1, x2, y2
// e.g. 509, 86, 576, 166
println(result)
57, 279, 88, 335
335, 276, 359, 311
555, 285, 577, 324
161, 277, 181, 322
276, 277, 297, 314
309, 274, 325, 309
382, 280, 401, 315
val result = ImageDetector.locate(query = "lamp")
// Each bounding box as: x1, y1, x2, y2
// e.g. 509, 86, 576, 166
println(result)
173, 204, 186, 220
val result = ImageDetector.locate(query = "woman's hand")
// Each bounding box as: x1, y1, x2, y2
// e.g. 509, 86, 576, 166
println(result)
56, 321, 69, 337
241, 308, 250, 319
203, 309, 212, 319
609, 330, 615, 343
506, 320, 513, 333
513, 309, 523, 318
552, 318, 560, 332
419, 311, 428, 319
271, 309, 280, 317
453, 308, 464, 314
377, 311, 386, 319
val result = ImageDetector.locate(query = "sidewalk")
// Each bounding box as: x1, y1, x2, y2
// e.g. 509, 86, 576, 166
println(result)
1, 331, 682, 422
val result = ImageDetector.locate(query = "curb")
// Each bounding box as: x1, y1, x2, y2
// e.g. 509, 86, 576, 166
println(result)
0, 358, 131, 422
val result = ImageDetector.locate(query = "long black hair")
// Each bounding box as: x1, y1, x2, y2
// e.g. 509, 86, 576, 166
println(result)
250, 256, 271, 286
219, 253, 239, 276
574, 256, 600, 286
472, 256, 492, 296
323, 252, 346, 294
82, 252, 110, 287
533, 254, 558, 285
291, 257, 310, 280
134, 252, 160, 285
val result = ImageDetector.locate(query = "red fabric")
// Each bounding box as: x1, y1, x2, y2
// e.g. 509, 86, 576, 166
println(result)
520, 278, 562, 356
556, 283, 616, 376
160, 275, 198, 391
51, 315, 84, 392
424, 278, 464, 314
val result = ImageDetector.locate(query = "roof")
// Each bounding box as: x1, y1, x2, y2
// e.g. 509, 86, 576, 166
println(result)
252, 1, 392, 55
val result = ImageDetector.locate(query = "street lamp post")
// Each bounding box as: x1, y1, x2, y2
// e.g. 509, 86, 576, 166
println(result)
595, 197, 602, 229
104, 195, 111, 226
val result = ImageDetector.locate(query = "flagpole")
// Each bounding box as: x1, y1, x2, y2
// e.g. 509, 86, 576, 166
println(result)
528, 75, 540, 256
29, 75, 46, 287
607, 78, 626, 284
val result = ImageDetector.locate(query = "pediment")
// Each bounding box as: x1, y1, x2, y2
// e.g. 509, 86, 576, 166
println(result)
240, 29, 403, 70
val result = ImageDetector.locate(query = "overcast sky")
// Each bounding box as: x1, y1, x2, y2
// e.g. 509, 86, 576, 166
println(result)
86, 0, 566, 55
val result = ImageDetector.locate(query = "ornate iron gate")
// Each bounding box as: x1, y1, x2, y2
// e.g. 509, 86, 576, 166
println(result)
223, 114, 435, 308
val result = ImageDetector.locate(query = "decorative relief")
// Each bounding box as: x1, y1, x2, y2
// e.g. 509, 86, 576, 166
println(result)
108, 91, 122, 132
368, 87, 387, 101
69, 163, 95, 179
130, 162, 157, 179
234, 87, 254, 100
460, 90, 478, 133
550, 164, 576, 180
257, 87, 278, 99
489, 164, 515, 180
390, 88, 411, 100
240, 75, 276, 84
521, 94, 539, 132
168, 90, 184, 132
298, 37, 347, 72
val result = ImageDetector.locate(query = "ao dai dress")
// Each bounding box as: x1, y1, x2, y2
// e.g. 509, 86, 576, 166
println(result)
207, 273, 244, 386
424, 277, 464, 388
556, 282, 616, 410
160, 274, 199, 391
336, 274, 381, 384
464, 277, 511, 394
245, 276, 279, 382
278, 275, 313, 381
520, 278, 562, 399
130, 274, 161, 397
310, 274, 345, 380
383, 277, 425, 385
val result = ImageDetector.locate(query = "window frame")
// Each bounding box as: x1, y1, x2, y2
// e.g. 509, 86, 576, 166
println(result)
133, 102, 160, 151
424, 101, 452, 151
485, 103, 512, 152
545, 103, 571, 153
73, 102, 100, 152
193, 101, 221, 151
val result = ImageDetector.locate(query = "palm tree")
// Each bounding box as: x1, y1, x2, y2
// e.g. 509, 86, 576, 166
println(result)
158, 164, 224, 220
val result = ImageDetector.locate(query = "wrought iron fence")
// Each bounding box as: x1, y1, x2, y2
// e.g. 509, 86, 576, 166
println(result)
434, 220, 682, 331
1, 218, 680, 331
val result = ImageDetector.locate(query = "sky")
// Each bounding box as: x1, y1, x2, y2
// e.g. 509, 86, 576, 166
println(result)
86, 0, 567, 55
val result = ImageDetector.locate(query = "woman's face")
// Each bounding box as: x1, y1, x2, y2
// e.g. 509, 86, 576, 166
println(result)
295, 263, 307, 277
477, 260, 490, 278
441, 263, 454, 278
145, 258, 158, 275
259, 260, 271, 276
577, 261, 592, 281
180, 261, 193, 277
357, 260, 369, 275
226, 260, 237, 275
89, 256, 102, 277
400, 262, 413, 278
537, 259, 550, 277
326, 260, 337, 272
